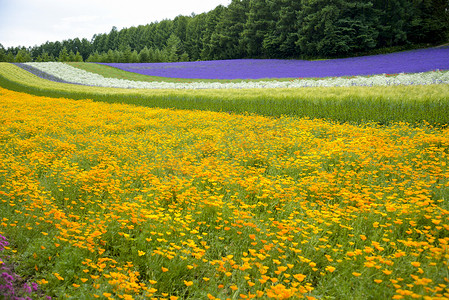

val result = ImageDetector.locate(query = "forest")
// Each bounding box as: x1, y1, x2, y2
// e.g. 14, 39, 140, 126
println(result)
1, 0, 448, 63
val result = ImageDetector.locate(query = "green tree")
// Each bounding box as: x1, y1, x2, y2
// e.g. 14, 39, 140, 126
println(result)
0, 44, 6, 62
184, 13, 207, 61
58, 47, 70, 61
200, 5, 225, 59
79, 38, 92, 61
179, 51, 189, 62
68, 50, 76, 61
5, 52, 15, 62
242, 0, 275, 57
265, 0, 301, 58
106, 26, 119, 50
407, 0, 449, 44
207, 0, 249, 59
130, 50, 139, 63
14, 48, 32, 62
372, 0, 408, 47
86, 51, 101, 62
74, 51, 84, 62
119, 44, 133, 62
138, 46, 151, 62
297, 0, 378, 57
166, 33, 182, 62
36, 51, 53, 62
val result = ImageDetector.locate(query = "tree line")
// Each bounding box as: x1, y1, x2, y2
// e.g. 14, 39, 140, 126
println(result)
1, 0, 448, 63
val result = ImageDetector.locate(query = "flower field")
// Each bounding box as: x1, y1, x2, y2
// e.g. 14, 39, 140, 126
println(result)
100, 47, 449, 80
1, 63, 449, 125
20, 62, 449, 89
0, 82, 448, 300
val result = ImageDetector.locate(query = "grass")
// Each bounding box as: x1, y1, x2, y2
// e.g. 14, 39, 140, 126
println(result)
1, 63, 449, 125
0, 87, 448, 299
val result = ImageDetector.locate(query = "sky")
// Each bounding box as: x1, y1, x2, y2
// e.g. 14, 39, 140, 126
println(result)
0, 0, 232, 48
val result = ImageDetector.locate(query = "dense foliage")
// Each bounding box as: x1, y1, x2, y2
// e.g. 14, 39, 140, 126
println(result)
1, 0, 448, 63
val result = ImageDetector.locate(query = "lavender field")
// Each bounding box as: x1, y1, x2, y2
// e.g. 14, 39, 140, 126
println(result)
101, 47, 449, 79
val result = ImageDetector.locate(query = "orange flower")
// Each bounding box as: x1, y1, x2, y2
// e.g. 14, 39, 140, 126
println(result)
293, 274, 306, 282
325, 266, 336, 273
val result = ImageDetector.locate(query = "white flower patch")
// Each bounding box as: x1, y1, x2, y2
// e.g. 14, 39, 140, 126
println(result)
25, 62, 449, 90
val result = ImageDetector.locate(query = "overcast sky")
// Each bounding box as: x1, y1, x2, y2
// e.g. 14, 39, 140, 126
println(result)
0, 0, 231, 48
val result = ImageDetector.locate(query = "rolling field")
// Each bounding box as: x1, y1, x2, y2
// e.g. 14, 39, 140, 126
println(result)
0, 54, 449, 300
1, 63, 449, 125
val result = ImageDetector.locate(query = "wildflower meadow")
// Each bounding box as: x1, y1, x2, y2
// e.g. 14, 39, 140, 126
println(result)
0, 75, 448, 300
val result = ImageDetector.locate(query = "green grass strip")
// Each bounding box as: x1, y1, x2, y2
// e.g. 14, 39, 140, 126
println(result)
1, 62, 449, 125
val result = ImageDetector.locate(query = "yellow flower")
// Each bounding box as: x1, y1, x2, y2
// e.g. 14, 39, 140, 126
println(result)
53, 273, 64, 281
293, 274, 306, 282
138, 250, 146, 256
411, 262, 420, 267
325, 266, 336, 273
382, 269, 392, 275
184, 280, 193, 287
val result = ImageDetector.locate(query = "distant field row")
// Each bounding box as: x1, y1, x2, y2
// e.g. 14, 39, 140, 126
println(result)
1, 62, 449, 125
96, 47, 449, 79
19, 62, 449, 89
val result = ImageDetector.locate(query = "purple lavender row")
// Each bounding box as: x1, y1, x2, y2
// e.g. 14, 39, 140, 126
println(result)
14, 63, 79, 85
0, 234, 51, 300
100, 47, 449, 80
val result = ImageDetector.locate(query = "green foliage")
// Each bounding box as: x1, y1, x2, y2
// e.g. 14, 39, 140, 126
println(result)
58, 47, 70, 62
138, 46, 151, 63
3, 0, 448, 61
74, 51, 84, 62
166, 34, 182, 62
36, 51, 55, 62
14, 48, 32, 62
242, 0, 275, 57
297, 0, 379, 57
0, 44, 7, 62
207, 0, 249, 59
